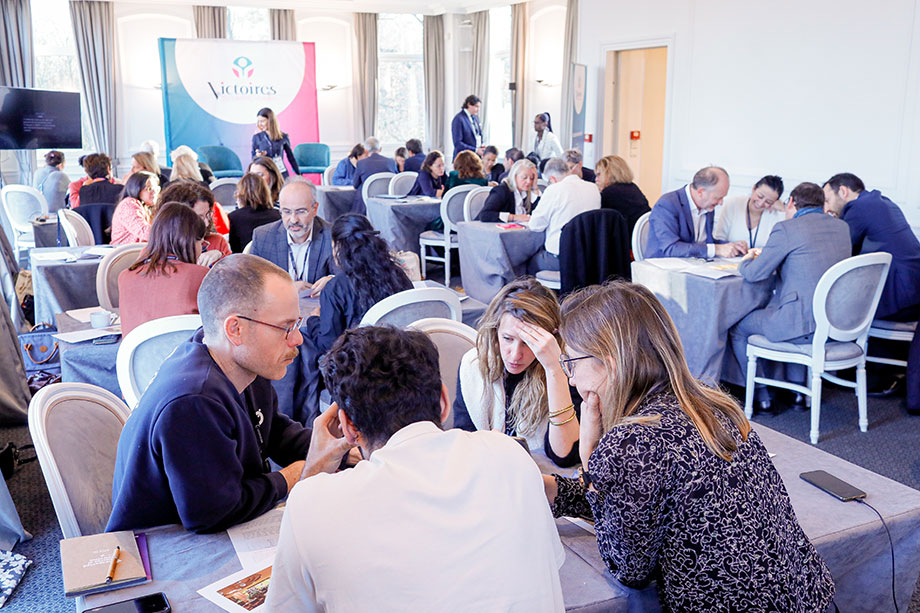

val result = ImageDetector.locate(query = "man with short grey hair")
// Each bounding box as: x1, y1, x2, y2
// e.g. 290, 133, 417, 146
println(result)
352, 135, 398, 214
526, 157, 601, 272
108, 255, 352, 533
563, 148, 595, 183
645, 165, 747, 258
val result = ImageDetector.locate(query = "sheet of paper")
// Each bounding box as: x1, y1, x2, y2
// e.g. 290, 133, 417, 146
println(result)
226, 507, 284, 571
65, 306, 106, 324
85, 246, 116, 256
52, 326, 121, 343
31, 251, 73, 261
644, 257, 695, 271
197, 566, 272, 613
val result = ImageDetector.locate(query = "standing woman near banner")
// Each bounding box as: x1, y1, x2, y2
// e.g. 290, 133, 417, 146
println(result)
251, 107, 300, 178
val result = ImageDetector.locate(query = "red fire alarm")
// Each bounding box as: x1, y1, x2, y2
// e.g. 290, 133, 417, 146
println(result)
630, 131, 641, 140
584, 134, 593, 143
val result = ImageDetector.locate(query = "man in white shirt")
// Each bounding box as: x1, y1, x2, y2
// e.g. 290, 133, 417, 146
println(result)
527, 157, 601, 273
266, 326, 566, 613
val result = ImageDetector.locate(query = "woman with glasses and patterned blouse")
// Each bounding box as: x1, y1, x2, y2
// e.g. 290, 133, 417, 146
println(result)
453, 277, 580, 466
118, 203, 210, 335
544, 281, 835, 612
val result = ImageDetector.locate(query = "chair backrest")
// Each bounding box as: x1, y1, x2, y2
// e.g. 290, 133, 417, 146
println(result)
632, 211, 652, 261
463, 186, 492, 222
243, 240, 253, 254
96, 243, 145, 312
812, 252, 892, 362
293, 143, 331, 168
440, 185, 478, 234
389, 172, 418, 196
28, 382, 131, 538
1, 185, 48, 232
323, 163, 337, 186
360, 287, 463, 327
209, 178, 240, 211
362, 172, 396, 204
57, 209, 95, 247
116, 314, 202, 409
407, 317, 477, 429
558, 208, 631, 295
198, 145, 242, 172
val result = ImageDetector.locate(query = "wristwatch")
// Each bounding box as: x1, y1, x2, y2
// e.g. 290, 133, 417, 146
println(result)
578, 466, 594, 489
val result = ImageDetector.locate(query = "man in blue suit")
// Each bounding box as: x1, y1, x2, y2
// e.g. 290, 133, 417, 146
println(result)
451, 95, 484, 161
403, 139, 426, 172
646, 166, 747, 259
352, 136, 397, 215
823, 172, 920, 398
251, 178, 337, 424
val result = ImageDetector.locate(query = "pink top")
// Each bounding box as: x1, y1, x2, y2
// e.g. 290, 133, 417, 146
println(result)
111, 197, 154, 245
117, 261, 209, 335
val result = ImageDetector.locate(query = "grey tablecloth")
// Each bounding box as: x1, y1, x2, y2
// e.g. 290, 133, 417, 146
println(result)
31, 220, 64, 248
314, 186, 355, 222
366, 196, 441, 255
55, 312, 122, 399
631, 259, 772, 385
456, 221, 546, 304
30, 247, 102, 326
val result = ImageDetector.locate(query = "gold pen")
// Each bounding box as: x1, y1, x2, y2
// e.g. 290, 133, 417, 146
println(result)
105, 546, 120, 583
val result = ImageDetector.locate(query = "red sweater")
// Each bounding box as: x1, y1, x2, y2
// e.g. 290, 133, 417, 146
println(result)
118, 261, 209, 336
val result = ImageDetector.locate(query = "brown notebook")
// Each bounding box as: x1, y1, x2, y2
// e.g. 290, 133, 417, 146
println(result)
59, 530, 148, 597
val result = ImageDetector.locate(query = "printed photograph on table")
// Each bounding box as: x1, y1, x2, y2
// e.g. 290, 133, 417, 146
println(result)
216, 566, 272, 611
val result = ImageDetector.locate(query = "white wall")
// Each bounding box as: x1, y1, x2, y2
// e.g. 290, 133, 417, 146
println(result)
577, 0, 920, 224
526, 0, 565, 150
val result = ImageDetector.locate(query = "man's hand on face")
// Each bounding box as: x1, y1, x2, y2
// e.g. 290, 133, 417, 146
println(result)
301, 403, 356, 481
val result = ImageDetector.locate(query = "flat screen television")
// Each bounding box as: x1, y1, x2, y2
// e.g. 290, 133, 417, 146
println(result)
0, 86, 82, 150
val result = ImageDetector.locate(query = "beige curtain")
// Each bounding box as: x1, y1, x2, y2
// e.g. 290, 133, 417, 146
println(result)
470, 11, 489, 133
559, 0, 578, 149
193, 5, 227, 39
423, 15, 445, 153
511, 2, 529, 149
270, 9, 296, 41
353, 13, 378, 140
70, 0, 116, 157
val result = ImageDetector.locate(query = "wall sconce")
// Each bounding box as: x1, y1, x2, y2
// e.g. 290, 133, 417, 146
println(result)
535, 79, 556, 87
321, 84, 337, 91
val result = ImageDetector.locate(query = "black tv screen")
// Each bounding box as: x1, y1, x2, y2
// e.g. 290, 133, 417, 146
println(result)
0, 87, 82, 150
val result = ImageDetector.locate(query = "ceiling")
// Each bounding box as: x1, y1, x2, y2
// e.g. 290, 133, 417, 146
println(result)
115, 0, 521, 15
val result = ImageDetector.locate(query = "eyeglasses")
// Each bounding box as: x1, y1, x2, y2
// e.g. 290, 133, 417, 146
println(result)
236, 315, 304, 340
280, 208, 313, 217
559, 353, 593, 378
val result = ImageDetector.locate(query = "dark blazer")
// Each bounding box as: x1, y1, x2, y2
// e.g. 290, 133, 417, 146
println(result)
478, 183, 540, 222
646, 187, 720, 258
228, 206, 281, 253
251, 131, 300, 175
487, 163, 505, 183
580, 167, 596, 183
739, 209, 852, 341
78, 180, 123, 206
250, 217, 336, 283
841, 189, 920, 319
407, 171, 444, 197
451, 110, 481, 160
352, 153, 398, 214
404, 153, 426, 173
600, 182, 651, 238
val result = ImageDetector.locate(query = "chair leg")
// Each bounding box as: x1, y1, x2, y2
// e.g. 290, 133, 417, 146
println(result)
809, 371, 823, 445
444, 244, 451, 286
856, 361, 868, 432
744, 352, 757, 419
420, 247, 427, 279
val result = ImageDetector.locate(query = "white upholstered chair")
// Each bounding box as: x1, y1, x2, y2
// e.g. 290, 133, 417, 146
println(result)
463, 186, 492, 222
361, 172, 396, 205
408, 317, 477, 429
209, 178, 240, 212
96, 243, 145, 313
632, 211, 652, 261
866, 319, 916, 368
1, 184, 48, 259
389, 172, 418, 196
360, 287, 462, 327
418, 184, 477, 284
57, 209, 95, 247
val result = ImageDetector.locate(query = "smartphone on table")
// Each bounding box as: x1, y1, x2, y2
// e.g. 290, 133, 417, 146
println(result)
84, 592, 170, 613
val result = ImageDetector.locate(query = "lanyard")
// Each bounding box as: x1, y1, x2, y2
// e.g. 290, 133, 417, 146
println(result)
288, 241, 311, 282
746, 203, 760, 248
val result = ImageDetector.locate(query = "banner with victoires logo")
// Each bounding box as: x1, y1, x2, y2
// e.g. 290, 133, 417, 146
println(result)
158, 38, 319, 174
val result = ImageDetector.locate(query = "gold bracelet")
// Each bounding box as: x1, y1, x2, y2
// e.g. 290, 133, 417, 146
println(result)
549, 412, 577, 426
548, 404, 575, 418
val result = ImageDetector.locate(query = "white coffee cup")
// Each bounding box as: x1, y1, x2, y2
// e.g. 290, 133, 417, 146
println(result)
90, 310, 115, 329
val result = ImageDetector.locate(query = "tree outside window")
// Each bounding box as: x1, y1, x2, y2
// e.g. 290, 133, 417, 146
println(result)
228, 7, 270, 41
486, 6, 513, 154
377, 14, 425, 148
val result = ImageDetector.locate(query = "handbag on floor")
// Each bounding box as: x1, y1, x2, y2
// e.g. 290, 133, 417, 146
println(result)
18, 323, 60, 376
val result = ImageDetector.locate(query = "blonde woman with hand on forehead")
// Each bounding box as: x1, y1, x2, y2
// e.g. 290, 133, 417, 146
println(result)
453, 277, 580, 467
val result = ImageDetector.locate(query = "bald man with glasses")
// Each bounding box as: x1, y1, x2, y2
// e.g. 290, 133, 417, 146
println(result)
108, 255, 352, 534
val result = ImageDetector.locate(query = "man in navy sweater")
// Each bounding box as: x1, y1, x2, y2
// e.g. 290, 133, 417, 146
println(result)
107, 255, 353, 533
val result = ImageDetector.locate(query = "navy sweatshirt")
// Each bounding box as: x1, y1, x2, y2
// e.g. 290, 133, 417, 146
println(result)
107, 329, 312, 533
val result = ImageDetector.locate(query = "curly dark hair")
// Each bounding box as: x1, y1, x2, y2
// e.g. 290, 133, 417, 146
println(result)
320, 326, 443, 447
332, 214, 413, 313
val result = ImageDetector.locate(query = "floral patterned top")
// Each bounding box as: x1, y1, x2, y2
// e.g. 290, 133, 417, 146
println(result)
111, 197, 153, 245
551, 392, 835, 612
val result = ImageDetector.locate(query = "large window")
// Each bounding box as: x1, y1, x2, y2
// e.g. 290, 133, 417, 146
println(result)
228, 7, 270, 41
31, 0, 95, 155
486, 6, 513, 154
376, 13, 425, 146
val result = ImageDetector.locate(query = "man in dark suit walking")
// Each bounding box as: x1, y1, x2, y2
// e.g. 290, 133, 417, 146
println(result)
251, 178, 337, 424
823, 172, 920, 398
730, 182, 852, 412
352, 136, 397, 215
451, 95, 484, 161
645, 166, 747, 259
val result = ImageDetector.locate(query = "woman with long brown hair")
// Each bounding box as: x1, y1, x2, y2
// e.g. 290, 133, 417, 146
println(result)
544, 281, 834, 612
228, 172, 281, 253
454, 277, 579, 466
117, 202, 209, 335
248, 155, 285, 205
251, 107, 299, 178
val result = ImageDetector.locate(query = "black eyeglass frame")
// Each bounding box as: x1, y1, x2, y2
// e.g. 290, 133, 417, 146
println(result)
559, 353, 594, 378
236, 315, 304, 340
